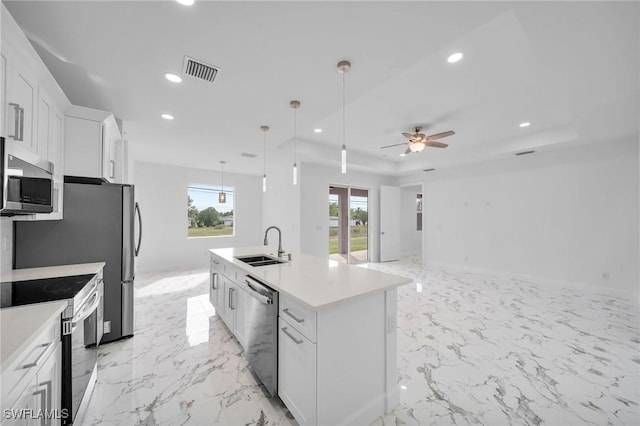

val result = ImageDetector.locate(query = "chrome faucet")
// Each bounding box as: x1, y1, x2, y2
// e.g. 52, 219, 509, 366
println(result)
264, 226, 285, 258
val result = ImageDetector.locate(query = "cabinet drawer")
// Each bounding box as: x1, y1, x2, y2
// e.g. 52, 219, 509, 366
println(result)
1, 317, 59, 412
279, 295, 317, 343
278, 317, 316, 426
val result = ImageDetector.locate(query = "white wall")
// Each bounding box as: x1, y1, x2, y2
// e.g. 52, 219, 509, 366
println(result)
261, 154, 301, 254
134, 161, 263, 273
397, 139, 638, 294
299, 163, 394, 261
400, 185, 422, 257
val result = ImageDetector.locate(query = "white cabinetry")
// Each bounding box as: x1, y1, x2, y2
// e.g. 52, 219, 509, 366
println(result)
209, 254, 248, 349
278, 317, 317, 425
64, 105, 122, 183
1, 3, 70, 220
278, 291, 395, 426
1, 313, 62, 426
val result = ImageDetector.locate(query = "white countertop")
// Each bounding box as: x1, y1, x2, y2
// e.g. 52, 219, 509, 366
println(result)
0, 300, 66, 373
1, 262, 105, 283
210, 246, 412, 310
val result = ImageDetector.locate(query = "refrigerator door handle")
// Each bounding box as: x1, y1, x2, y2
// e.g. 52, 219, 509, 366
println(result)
135, 202, 142, 257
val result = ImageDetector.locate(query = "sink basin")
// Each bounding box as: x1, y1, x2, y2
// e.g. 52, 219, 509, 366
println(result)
235, 255, 286, 267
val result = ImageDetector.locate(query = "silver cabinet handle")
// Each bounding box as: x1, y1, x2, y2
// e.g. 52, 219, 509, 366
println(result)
229, 287, 236, 310
281, 327, 303, 344
211, 272, 218, 290
109, 160, 115, 179
8, 103, 20, 139
18, 106, 24, 141
21, 342, 51, 369
283, 308, 304, 323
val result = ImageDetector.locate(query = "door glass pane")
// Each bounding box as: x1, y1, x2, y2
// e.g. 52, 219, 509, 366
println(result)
349, 189, 368, 264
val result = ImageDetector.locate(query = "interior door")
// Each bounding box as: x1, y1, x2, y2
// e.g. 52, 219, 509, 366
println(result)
380, 185, 401, 261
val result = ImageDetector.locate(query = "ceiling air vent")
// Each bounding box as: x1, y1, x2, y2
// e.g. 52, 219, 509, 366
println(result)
241, 152, 257, 158
423, 168, 436, 172
515, 150, 535, 156
183, 56, 220, 83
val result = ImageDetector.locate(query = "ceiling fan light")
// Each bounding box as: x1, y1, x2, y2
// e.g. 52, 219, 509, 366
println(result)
409, 142, 425, 152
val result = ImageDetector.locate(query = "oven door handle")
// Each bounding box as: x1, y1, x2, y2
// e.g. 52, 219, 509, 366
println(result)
72, 292, 101, 326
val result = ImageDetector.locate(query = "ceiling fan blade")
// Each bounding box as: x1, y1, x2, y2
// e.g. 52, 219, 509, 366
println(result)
425, 141, 448, 148
380, 142, 409, 149
401, 132, 414, 140
426, 130, 455, 140
404, 147, 412, 155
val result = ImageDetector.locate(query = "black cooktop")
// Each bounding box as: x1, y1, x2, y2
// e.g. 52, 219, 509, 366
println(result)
0, 274, 95, 308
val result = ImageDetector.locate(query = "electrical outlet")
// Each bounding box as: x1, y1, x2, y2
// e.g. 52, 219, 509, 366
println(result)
2, 237, 8, 252
103, 321, 111, 334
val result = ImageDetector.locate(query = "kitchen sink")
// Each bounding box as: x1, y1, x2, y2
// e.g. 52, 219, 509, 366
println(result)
235, 255, 287, 267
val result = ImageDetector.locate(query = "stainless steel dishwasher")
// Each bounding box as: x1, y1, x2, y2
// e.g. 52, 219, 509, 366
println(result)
244, 275, 279, 396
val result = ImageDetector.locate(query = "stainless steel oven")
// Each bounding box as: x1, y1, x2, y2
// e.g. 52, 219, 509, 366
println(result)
0, 137, 54, 215
61, 276, 103, 425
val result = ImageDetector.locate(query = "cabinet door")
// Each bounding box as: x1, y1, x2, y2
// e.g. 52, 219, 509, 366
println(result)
101, 116, 120, 183
35, 341, 62, 426
278, 318, 317, 426
3, 376, 38, 426
36, 90, 51, 160
209, 269, 220, 310
1, 53, 6, 136
6, 63, 37, 152
219, 277, 235, 328
232, 285, 248, 349
64, 117, 102, 179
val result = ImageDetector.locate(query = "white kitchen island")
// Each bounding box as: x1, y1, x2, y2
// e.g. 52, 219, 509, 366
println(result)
209, 246, 411, 426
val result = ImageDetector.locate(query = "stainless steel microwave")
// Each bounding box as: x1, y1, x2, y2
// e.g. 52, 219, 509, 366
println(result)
1, 137, 54, 215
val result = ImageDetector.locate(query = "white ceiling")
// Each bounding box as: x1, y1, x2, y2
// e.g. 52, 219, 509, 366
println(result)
4, 1, 639, 176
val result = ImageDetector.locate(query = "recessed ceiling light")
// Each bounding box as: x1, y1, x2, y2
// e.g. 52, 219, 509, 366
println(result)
447, 52, 463, 63
161, 113, 174, 120
164, 73, 182, 83
519, 122, 531, 127
176, 0, 194, 5
314, 128, 322, 133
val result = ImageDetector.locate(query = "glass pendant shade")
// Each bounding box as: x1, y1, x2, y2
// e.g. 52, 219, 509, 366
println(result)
410, 142, 425, 152
219, 160, 226, 203
341, 144, 347, 174
262, 174, 267, 192
293, 163, 298, 185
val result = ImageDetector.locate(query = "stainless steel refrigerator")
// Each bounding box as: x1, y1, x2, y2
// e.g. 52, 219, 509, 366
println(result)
13, 177, 142, 343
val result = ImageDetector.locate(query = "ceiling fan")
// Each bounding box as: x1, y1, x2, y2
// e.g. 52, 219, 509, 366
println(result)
381, 126, 455, 154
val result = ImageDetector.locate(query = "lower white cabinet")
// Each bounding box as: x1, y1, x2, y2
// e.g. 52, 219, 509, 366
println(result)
1, 322, 62, 426
210, 259, 248, 349
278, 317, 317, 426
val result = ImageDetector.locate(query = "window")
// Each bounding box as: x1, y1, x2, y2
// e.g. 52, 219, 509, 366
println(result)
187, 184, 234, 237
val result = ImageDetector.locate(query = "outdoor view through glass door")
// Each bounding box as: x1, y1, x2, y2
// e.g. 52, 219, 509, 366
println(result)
329, 186, 368, 264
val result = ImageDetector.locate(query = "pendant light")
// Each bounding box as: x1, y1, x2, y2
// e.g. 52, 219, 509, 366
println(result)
290, 100, 300, 185
337, 60, 351, 174
260, 125, 269, 192
219, 160, 226, 203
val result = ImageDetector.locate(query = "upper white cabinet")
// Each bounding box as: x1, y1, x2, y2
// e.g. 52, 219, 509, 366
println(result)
64, 105, 123, 183
1, 3, 70, 220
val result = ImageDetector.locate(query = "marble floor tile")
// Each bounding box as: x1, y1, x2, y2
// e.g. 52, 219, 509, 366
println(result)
78, 259, 640, 425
